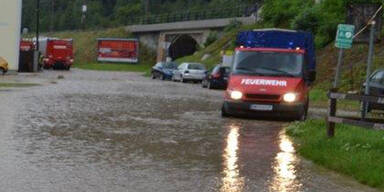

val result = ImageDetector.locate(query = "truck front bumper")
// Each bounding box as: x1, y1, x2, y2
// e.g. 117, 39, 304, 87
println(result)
223, 100, 305, 118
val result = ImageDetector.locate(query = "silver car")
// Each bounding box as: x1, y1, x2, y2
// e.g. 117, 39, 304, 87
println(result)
172, 62, 207, 83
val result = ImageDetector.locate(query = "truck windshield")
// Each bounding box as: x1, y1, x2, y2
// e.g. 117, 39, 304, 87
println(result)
233, 51, 304, 77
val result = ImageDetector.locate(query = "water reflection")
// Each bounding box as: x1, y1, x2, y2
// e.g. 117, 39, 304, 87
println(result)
221, 124, 244, 192
269, 130, 301, 192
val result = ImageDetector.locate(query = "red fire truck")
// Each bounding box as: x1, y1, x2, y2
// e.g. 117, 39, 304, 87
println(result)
43, 39, 74, 70
221, 29, 316, 120
20, 40, 35, 52
19, 40, 36, 72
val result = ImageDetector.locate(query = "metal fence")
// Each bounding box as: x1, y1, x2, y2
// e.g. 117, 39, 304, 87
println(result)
125, 4, 254, 25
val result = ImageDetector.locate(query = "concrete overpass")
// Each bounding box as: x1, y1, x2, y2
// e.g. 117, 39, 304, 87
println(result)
125, 16, 257, 62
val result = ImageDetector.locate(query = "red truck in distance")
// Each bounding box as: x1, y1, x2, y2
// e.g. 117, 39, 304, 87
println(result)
222, 29, 316, 120
20, 40, 35, 52
43, 39, 74, 70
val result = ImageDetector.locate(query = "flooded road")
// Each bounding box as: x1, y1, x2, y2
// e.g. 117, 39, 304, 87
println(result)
0, 69, 378, 192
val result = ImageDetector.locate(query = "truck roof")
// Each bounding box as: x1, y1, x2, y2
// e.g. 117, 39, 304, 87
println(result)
253, 28, 298, 33
97, 38, 138, 41
235, 47, 305, 54
236, 29, 316, 71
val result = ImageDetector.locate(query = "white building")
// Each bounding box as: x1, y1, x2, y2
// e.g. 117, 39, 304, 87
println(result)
0, 0, 22, 72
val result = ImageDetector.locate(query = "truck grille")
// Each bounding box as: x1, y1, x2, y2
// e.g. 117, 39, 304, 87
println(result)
245, 94, 281, 101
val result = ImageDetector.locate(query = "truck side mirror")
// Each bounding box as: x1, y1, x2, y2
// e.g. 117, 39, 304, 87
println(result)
306, 71, 316, 82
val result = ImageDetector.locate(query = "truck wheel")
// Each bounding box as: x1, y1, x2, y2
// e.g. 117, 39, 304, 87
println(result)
202, 80, 207, 88
208, 82, 214, 90
181, 77, 186, 83
151, 72, 156, 79
296, 100, 309, 121
65, 66, 71, 71
160, 74, 165, 80
221, 104, 231, 118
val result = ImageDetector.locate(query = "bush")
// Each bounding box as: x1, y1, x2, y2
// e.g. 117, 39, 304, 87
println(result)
204, 32, 218, 47
261, 0, 314, 27
291, 8, 320, 34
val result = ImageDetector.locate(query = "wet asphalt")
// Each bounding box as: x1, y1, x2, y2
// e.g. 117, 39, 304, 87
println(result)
0, 69, 378, 192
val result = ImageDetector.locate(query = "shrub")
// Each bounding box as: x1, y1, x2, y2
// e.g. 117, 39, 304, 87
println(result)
291, 7, 320, 33
261, 0, 314, 27
204, 32, 218, 47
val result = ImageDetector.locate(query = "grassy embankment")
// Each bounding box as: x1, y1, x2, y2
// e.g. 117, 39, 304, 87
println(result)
287, 120, 384, 190
44, 27, 156, 73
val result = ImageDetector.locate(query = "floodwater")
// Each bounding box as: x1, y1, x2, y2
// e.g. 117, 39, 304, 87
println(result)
0, 69, 378, 192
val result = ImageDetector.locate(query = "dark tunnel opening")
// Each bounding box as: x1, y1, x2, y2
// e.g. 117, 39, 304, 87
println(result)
168, 35, 198, 60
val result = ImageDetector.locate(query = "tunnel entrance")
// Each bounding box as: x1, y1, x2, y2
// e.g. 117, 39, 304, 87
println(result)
168, 35, 198, 60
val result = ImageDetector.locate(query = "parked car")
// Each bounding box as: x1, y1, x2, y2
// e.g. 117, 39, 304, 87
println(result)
172, 62, 206, 83
202, 64, 231, 89
362, 69, 384, 112
0, 57, 8, 75
151, 62, 178, 80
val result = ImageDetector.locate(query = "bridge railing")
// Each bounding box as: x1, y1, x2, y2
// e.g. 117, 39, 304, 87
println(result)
125, 4, 255, 25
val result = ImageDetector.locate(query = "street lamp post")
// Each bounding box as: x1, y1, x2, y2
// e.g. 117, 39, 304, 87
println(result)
81, 3, 87, 30
33, 0, 40, 72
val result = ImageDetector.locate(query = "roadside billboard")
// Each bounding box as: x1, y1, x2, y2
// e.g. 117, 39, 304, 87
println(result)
0, 0, 22, 71
97, 38, 139, 63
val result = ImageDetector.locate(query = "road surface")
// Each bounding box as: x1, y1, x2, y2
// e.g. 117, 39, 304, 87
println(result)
0, 69, 377, 192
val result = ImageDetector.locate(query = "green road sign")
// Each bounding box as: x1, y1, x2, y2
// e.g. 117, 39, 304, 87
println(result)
335, 24, 355, 49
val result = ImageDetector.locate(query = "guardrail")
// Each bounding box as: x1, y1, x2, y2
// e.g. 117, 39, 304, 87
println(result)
327, 90, 384, 137
125, 5, 254, 25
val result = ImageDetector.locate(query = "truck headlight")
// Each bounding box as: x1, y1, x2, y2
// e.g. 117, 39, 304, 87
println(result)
283, 93, 297, 103
230, 91, 243, 100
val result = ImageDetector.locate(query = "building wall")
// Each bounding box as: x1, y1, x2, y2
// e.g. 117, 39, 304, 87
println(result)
0, 0, 22, 72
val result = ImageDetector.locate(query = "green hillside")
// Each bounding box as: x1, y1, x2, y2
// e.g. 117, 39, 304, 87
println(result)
22, 0, 259, 32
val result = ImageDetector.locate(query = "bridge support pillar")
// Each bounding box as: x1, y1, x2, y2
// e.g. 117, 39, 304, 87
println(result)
156, 33, 167, 62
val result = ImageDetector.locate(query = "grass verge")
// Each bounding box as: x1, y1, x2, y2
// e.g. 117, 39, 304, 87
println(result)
287, 120, 384, 190
309, 88, 360, 110
0, 83, 40, 88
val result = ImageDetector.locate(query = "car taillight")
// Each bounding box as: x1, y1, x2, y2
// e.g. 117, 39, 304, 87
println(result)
212, 73, 221, 78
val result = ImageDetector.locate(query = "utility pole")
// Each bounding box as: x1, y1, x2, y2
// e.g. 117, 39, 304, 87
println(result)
144, 0, 150, 16
33, 0, 40, 72
81, 1, 87, 30
362, 21, 376, 119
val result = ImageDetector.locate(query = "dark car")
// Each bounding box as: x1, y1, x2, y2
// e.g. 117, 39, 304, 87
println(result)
362, 69, 384, 112
151, 62, 178, 80
202, 64, 231, 89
